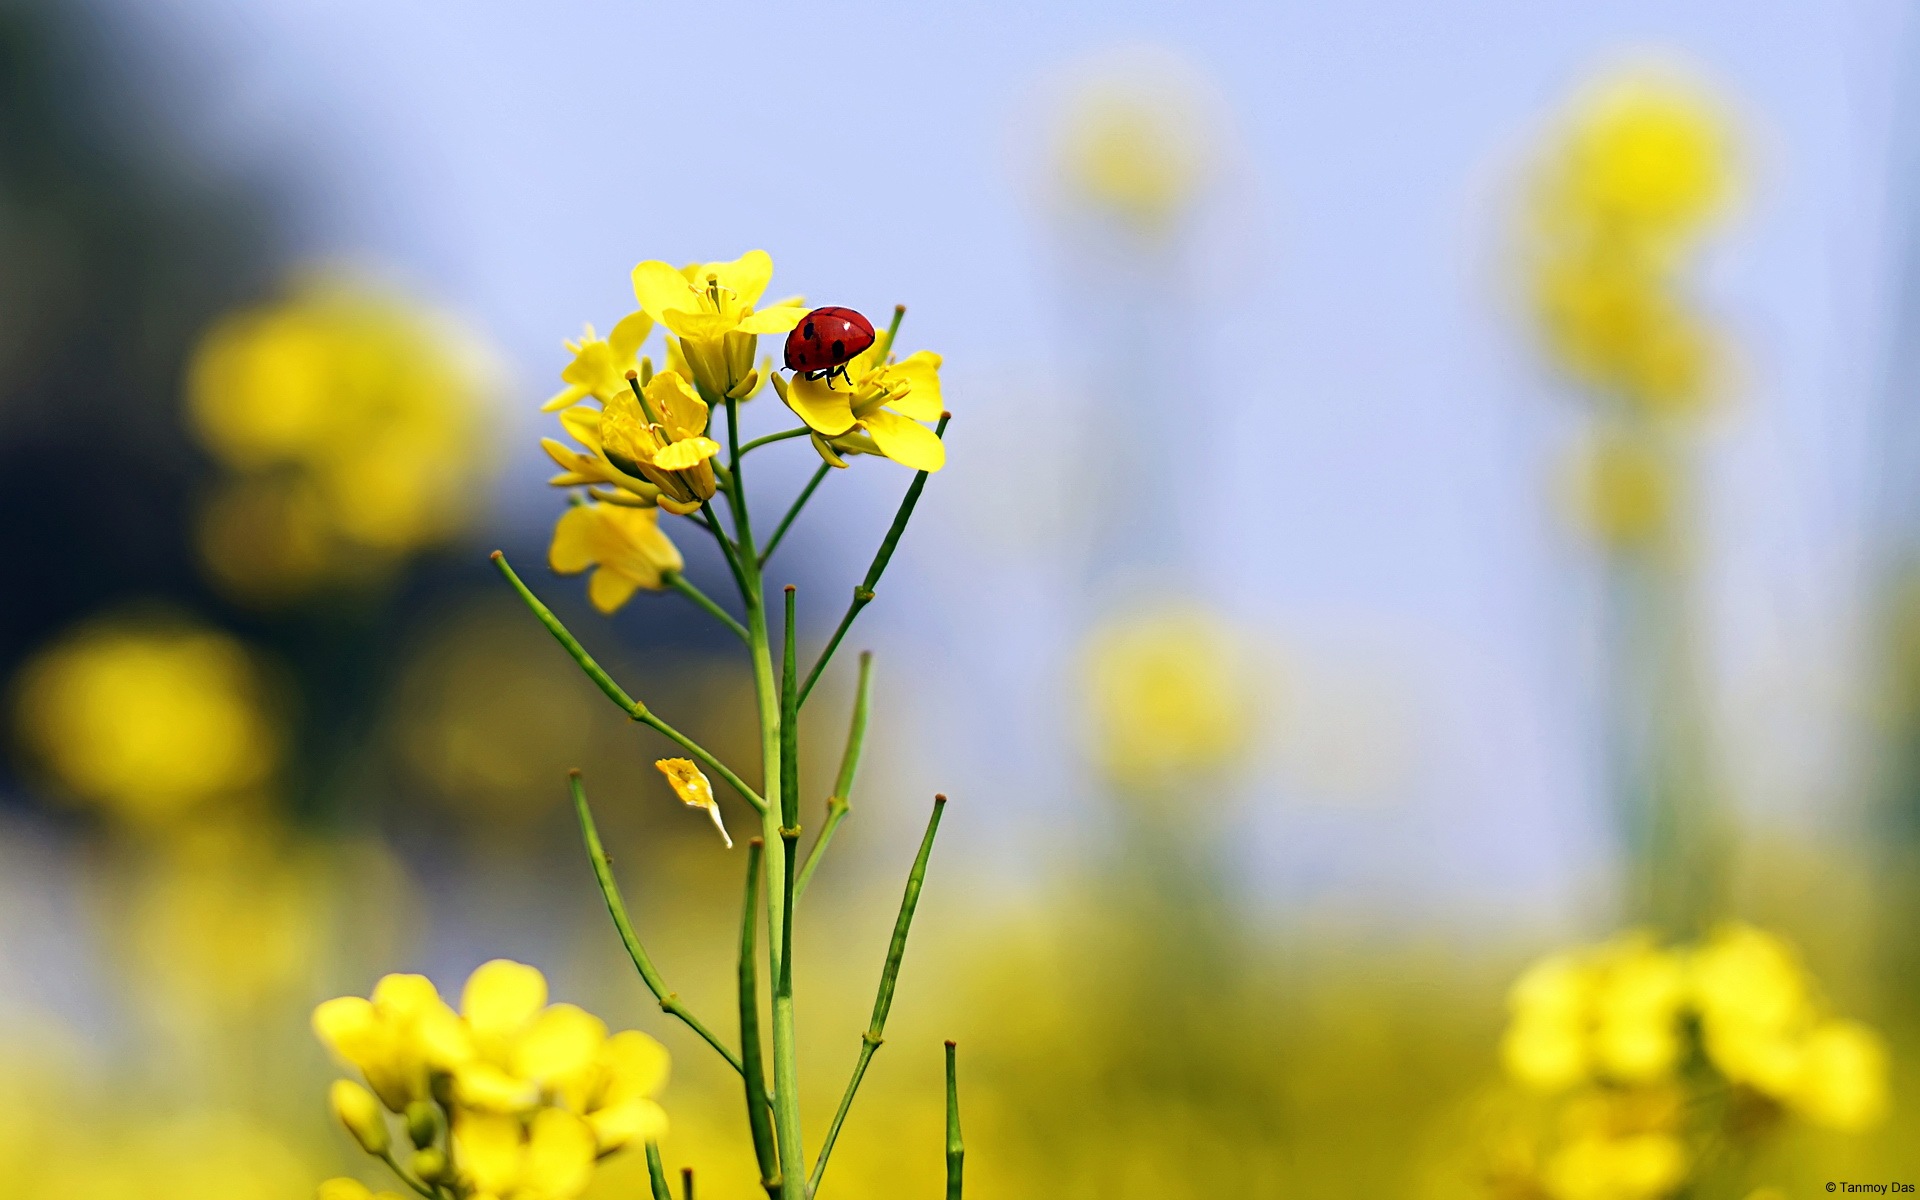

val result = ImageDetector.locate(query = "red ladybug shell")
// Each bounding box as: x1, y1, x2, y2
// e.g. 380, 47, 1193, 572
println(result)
784, 306, 875, 374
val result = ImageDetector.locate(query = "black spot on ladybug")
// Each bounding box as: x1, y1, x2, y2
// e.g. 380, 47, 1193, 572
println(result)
803, 321, 816, 340
832, 339, 845, 359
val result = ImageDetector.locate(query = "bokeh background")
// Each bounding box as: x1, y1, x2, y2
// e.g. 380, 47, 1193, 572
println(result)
2, 0, 1917, 1195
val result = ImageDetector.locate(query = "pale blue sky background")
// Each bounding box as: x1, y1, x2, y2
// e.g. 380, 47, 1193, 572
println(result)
100, 0, 1920, 928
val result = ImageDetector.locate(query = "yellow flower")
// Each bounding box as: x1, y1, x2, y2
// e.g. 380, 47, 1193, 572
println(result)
1789, 1019, 1888, 1131
548, 502, 684, 614
655, 758, 732, 847
455, 1108, 598, 1200
1537, 68, 1733, 246
443, 960, 671, 1154
1536, 255, 1717, 416
313, 973, 468, 1112
1689, 923, 1814, 1095
1541, 1131, 1687, 1200
775, 345, 947, 472
330, 1079, 390, 1155
631, 250, 806, 401
543, 312, 654, 412
10, 618, 280, 824
1079, 605, 1258, 789
598, 370, 721, 513
187, 274, 496, 582
1053, 56, 1215, 231
1589, 940, 1686, 1083
1501, 951, 1594, 1091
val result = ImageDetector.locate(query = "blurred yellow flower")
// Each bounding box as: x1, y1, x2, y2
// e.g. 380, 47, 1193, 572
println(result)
1789, 1018, 1889, 1132
1536, 68, 1733, 245
314, 972, 468, 1112
547, 501, 684, 613
655, 757, 732, 847
1526, 66, 1736, 421
187, 273, 497, 601
631, 250, 805, 402
598, 369, 722, 513
544, 312, 654, 412
11, 617, 280, 824
776, 347, 947, 473
321, 1179, 409, 1200
1050, 50, 1218, 231
456, 1107, 598, 1200
1080, 604, 1259, 790
1501, 935, 1686, 1092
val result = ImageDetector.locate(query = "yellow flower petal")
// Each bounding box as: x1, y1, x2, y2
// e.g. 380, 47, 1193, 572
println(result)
632, 260, 699, 324
523, 1108, 598, 1200
514, 1003, 608, 1087
320, 1179, 376, 1200
454, 1111, 526, 1195
558, 405, 602, 448
543, 384, 588, 413
736, 304, 808, 335
589, 566, 643, 614
598, 1030, 671, 1106
608, 309, 653, 359
642, 370, 710, 438
463, 959, 548, 1043
313, 996, 381, 1065
696, 249, 774, 308
454, 1060, 540, 1113
660, 309, 736, 342
653, 437, 720, 471
881, 351, 944, 421
587, 1097, 669, 1153
861, 408, 946, 472
1792, 1019, 1889, 1131
549, 506, 600, 576
373, 973, 446, 1019
784, 373, 858, 436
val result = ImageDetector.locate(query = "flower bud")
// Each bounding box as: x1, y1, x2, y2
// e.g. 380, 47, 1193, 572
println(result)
410, 1147, 450, 1183
404, 1099, 441, 1149
330, 1079, 390, 1155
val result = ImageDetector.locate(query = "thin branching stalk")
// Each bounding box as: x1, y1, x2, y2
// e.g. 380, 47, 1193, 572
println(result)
739, 426, 814, 455
666, 571, 749, 644
798, 413, 950, 707
809, 795, 947, 1194
571, 771, 751, 1081
796, 651, 873, 901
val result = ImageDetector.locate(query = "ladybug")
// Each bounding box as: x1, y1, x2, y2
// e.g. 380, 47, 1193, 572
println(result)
784, 306, 875, 387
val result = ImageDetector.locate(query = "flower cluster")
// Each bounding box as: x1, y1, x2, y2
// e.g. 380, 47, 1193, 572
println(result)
187, 274, 497, 604
1485, 925, 1887, 1200
11, 617, 280, 825
1526, 68, 1735, 548
538, 250, 944, 612
314, 960, 669, 1200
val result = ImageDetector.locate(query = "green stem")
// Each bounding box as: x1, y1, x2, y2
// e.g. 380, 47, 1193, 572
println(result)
637, 709, 765, 813
945, 1041, 963, 1200
795, 652, 873, 901
571, 772, 750, 1079
760, 462, 833, 567
797, 413, 949, 707
808, 795, 947, 1195
667, 571, 749, 645
740, 426, 813, 455
699, 501, 752, 601
738, 839, 785, 1197
646, 1143, 674, 1200
873, 304, 906, 363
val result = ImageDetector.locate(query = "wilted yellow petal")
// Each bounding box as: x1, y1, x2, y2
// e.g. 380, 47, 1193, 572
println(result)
454, 1111, 526, 1195
861, 409, 946, 472
523, 1108, 598, 1200
463, 959, 548, 1042
655, 758, 731, 847
514, 1003, 608, 1087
